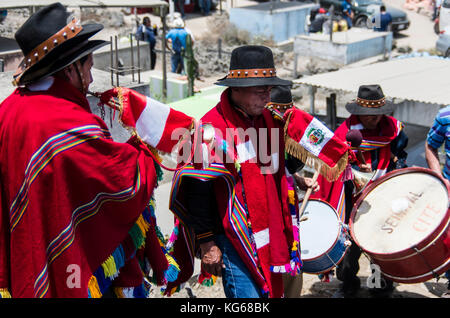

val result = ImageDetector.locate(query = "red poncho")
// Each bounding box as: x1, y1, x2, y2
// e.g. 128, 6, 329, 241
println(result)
168, 88, 300, 298
311, 114, 404, 221
0, 77, 172, 297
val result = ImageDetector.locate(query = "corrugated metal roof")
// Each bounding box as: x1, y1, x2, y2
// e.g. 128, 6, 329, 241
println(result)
0, 0, 168, 9
294, 57, 450, 105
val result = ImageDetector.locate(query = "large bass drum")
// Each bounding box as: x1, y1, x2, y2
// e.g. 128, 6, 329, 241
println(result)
349, 167, 450, 284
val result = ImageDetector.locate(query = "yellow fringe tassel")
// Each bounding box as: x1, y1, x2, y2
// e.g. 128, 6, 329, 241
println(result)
149, 199, 156, 210
113, 287, 125, 298
116, 86, 125, 121
0, 288, 11, 298
284, 136, 348, 182
101, 255, 118, 279
167, 286, 179, 296
288, 189, 295, 205
166, 254, 180, 271
136, 214, 150, 237
88, 276, 102, 298
292, 240, 299, 252
148, 146, 163, 163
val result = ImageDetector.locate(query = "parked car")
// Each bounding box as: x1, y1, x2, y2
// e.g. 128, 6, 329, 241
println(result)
318, 0, 410, 33
131, 0, 219, 15
436, 30, 450, 57
439, 0, 450, 34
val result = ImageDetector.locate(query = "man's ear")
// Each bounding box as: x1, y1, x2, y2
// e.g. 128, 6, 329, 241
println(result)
63, 64, 75, 81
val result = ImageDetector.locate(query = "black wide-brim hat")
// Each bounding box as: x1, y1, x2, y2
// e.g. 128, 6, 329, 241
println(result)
345, 84, 395, 115
13, 2, 109, 86
267, 85, 294, 112
215, 45, 292, 87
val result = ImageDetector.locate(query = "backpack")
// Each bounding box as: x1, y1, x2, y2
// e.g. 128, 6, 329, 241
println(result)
135, 25, 145, 41
173, 35, 182, 52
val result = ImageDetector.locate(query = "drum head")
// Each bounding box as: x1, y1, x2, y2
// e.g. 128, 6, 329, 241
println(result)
299, 199, 340, 260
351, 168, 449, 255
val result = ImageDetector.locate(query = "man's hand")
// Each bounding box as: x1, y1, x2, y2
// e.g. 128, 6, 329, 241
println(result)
294, 173, 320, 193
424, 143, 450, 188
200, 241, 224, 277
359, 163, 372, 173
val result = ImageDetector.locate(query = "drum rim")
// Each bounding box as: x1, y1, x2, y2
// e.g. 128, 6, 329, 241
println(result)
378, 257, 450, 284
302, 248, 349, 274
298, 198, 343, 261
349, 167, 450, 258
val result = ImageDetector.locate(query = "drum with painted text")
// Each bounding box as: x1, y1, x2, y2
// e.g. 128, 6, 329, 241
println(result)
350, 167, 450, 284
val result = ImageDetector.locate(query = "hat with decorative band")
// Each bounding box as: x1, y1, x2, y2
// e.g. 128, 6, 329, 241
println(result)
345, 84, 394, 115
13, 2, 109, 86
267, 85, 294, 113
215, 45, 292, 87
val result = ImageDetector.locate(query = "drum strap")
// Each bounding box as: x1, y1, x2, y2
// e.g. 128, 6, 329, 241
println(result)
327, 224, 352, 268
413, 247, 440, 281
325, 253, 339, 268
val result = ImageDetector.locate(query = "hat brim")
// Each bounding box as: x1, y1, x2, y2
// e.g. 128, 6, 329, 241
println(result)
19, 39, 109, 85
17, 23, 105, 85
215, 76, 292, 87
345, 100, 395, 115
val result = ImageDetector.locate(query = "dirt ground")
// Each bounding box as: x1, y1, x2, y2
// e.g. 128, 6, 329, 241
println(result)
149, 254, 449, 298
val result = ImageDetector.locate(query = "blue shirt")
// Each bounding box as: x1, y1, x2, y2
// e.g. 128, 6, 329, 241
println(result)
341, 1, 352, 15
427, 105, 450, 179
137, 25, 156, 48
372, 12, 393, 32
166, 28, 189, 53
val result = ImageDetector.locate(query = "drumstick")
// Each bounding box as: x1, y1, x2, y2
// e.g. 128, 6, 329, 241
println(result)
87, 90, 121, 111
298, 169, 320, 220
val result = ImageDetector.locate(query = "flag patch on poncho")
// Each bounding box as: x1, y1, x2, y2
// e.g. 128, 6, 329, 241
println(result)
284, 108, 349, 181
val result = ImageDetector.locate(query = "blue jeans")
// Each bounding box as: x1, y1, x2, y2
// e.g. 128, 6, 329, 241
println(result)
344, 15, 352, 29
215, 234, 263, 298
171, 51, 183, 73
175, 0, 185, 18
200, 0, 211, 15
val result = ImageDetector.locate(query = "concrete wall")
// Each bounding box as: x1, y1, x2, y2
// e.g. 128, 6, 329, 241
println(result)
229, 2, 317, 43
0, 71, 16, 101
92, 43, 189, 104
294, 30, 393, 65
393, 100, 442, 128
345, 35, 393, 64
147, 71, 188, 103
0, 37, 21, 72
0, 50, 22, 72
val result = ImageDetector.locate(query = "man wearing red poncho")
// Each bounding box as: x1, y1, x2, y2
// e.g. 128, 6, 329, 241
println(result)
311, 84, 409, 298
168, 45, 309, 298
0, 3, 195, 298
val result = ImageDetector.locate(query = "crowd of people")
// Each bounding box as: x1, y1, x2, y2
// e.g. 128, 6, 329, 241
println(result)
308, 1, 393, 34
134, 13, 195, 76
0, 2, 448, 299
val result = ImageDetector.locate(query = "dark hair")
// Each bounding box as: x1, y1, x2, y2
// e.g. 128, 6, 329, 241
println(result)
380, 5, 386, 11
143, 16, 150, 24
79, 54, 90, 65
54, 53, 91, 80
